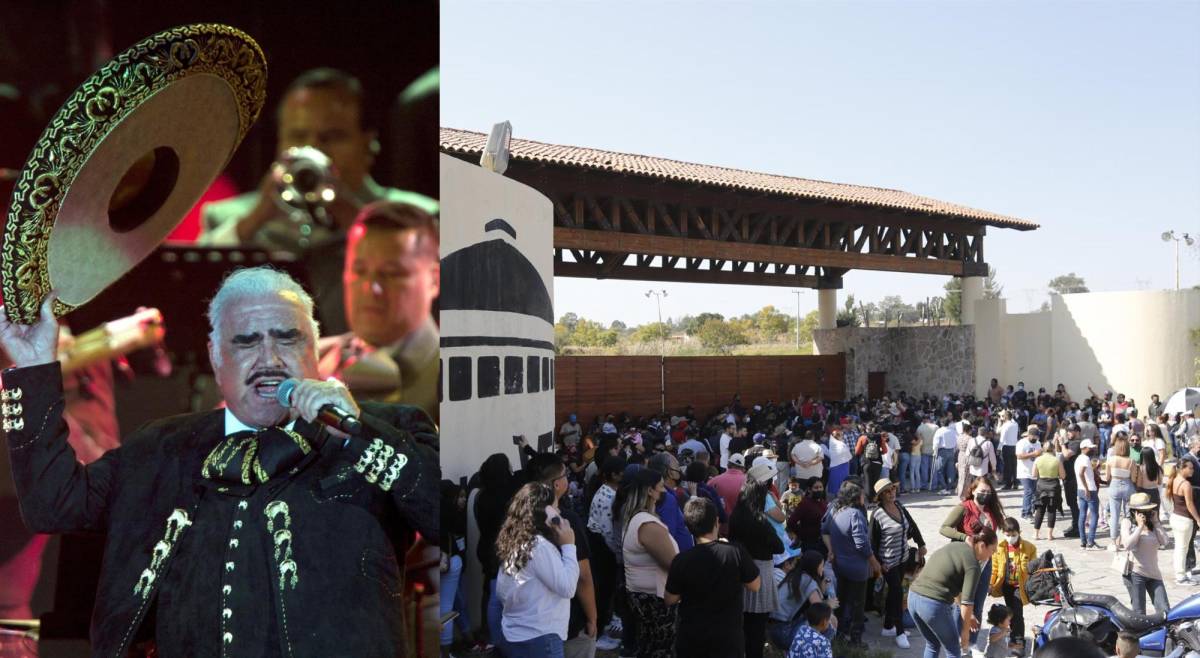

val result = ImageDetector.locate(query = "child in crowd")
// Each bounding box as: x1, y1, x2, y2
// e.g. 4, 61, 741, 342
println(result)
787, 602, 833, 658
1114, 631, 1139, 658
781, 476, 804, 514
984, 603, 1011, 658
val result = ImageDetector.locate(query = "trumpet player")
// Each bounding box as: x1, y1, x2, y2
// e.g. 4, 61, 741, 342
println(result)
198, 68, 437, 255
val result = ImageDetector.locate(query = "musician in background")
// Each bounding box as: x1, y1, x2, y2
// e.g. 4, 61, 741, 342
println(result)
198, 67, 437, 254
198, 67, 438, 337
319, 201, 439, 423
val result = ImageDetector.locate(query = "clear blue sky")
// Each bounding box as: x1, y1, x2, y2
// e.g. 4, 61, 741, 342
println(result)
441, 0, 1200, 326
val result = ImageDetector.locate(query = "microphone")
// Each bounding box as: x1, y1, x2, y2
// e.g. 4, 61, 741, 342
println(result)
275, 378, 363, 436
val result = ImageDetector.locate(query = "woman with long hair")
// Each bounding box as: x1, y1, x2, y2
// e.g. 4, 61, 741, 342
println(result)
586, 455, 627, 650
1167, 459, 1200, 584
1119, 492, 1170, 614
822, 481, 878, 648
940, 475, 1005, 646
730, 467, 786, 658
474, 453, 519, 649
494, 483, 580, 657
770, 550, 837, 648
908, 527, 1000, 658
1105, 433, 1136, 545
620, 468, 679, 658
1136, 445, 1163, 507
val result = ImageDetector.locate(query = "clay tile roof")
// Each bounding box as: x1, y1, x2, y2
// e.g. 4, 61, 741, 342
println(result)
440, 128, 1039, 231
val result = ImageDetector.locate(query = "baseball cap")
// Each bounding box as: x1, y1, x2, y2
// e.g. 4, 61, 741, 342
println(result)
748, 461, 778, 484
1080, 439, 1096, 449
728, 453, 746, 469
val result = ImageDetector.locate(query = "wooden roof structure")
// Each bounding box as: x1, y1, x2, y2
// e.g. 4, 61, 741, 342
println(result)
441, 128, 1039, 289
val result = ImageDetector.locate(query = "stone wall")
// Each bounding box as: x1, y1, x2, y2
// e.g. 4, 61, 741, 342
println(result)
813, 325, 975, 399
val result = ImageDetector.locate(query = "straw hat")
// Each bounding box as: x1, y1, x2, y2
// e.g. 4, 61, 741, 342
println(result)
2, 24, 267, 323
1129, 492, 1157, 511
874, 478, 897, 497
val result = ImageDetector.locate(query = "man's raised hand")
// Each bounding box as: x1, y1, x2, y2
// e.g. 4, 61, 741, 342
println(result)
0, 294, 60, 369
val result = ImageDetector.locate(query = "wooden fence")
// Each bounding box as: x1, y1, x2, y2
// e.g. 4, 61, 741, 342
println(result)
555, 354, 845, 424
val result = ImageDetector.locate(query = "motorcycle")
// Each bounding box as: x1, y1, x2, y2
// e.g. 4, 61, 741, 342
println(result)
1032, 552, 1200, 656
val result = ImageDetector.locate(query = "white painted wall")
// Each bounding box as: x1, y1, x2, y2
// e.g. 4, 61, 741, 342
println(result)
975, 289, 1200, 409
439, 154, 556, 481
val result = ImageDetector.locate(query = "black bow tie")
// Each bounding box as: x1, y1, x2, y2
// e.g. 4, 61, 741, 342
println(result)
202, 426, 314, 485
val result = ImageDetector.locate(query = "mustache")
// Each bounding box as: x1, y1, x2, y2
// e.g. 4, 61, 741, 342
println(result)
245, 369, 291, 386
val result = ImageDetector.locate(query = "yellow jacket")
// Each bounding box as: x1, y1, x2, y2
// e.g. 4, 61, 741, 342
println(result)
989, 538, 1037, 604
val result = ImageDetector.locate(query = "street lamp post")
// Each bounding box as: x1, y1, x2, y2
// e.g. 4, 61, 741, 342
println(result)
1162, 230, 1195, 290
645, 289, 668, 413
792, 290, 803, 351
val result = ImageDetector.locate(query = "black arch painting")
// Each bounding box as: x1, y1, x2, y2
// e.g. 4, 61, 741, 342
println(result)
440, 226, 553, 324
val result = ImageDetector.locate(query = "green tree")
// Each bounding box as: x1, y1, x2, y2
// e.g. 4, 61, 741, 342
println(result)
696, 318, 748, 353
610, 320, 627, 332
985, 266, 1003, 299
754, 305, 790, 339
680, 312, 725, 335
559, 312, 579, 333
798, 309, 821, 343
943, 278, 963, 323
632, 322, 671, 343
837, 293, 861, 327
1048, 272, 1089, 295
571, 318, 618, 347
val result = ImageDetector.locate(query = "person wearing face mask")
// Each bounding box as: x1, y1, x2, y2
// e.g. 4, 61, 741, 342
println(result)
940, 476, 1006, 647
788, 478, 829, 556
869, 480, 926, 650
987, 518, 1036, 656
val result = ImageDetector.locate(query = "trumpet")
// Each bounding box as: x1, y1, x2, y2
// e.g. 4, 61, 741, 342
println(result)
60, 307, 165, 375
270, 146, 337, 229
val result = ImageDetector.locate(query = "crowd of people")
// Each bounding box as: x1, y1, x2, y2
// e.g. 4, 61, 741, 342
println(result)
440, 381, 1200, 658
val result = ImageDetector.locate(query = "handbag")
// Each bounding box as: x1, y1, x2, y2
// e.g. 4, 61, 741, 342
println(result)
1111, 530, 1133, 576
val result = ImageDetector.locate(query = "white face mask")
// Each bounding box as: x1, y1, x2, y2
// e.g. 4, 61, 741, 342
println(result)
1005, 535, 1020, 545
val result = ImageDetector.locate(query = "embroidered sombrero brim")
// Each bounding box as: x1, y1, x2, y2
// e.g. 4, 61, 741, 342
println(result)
2, 24, 267, 323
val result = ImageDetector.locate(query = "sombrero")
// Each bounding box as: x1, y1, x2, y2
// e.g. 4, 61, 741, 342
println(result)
2, 24, 266, 323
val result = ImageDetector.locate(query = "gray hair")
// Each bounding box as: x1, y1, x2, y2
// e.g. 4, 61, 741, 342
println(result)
207, 267, 320, 362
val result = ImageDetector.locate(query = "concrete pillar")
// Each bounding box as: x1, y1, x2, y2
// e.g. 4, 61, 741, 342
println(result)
960, 276, 984, 325
818, 288, 837, 330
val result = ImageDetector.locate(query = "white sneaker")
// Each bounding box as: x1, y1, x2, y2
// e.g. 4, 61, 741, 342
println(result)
596, 635, 621, 651
896, 633, 910, 649
1107, 544, 1117, 552
881, 627, 898, 637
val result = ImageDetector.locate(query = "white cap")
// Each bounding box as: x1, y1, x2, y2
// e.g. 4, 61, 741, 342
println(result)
728, 453, 746, 468
1080, 439, 1096, 449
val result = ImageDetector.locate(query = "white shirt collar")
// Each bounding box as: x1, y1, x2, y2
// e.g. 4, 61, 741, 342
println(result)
223, 408, 297, 436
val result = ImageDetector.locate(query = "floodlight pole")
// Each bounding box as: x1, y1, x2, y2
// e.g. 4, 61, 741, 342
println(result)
792, 290, 803, 351
646, 289, 668, 413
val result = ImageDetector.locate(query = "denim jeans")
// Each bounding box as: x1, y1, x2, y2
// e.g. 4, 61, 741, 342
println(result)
507, 633, 565, 658
1109, 479, 1134, 541
1123, 572, 1170, 615
970, 559, 991, 645
920, 454, 933, 490
1078, 491, 1100, 546
440, 555, 465, 646
1021, 478, 1036, 517
937, 448, 957, 490
899, 452, 913, 491
908, 591, 963, 658
487, 578, 512, 656
1099, 427, 1112, 458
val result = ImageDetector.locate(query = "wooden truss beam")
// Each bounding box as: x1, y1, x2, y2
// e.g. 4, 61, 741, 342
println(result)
555, 227, 971, 276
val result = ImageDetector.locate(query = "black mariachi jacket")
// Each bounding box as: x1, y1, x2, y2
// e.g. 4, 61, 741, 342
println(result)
2, 362, 439, 657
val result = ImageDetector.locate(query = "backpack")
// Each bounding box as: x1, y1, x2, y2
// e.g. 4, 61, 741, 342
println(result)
969, 437, 986, 468
864, 438, 882, 463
